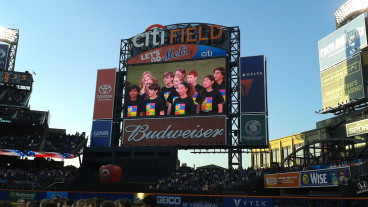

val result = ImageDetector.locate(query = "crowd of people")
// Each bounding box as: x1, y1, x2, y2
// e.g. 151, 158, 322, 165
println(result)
152, 166, 263, 192
0, 132, 42, 151
0, 132, 85, 154
44, 133, 85, 153
123, 67, 226, 117
0, 165, 78, 190
0, 85, 30, 107
0, 194, 156, 207
0, 107, 46, 123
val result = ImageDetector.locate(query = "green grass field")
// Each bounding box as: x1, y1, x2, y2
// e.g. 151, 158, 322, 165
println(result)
127, 58, 226, 87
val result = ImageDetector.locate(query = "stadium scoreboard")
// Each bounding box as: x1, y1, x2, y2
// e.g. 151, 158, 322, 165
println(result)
0, 71, 33, 86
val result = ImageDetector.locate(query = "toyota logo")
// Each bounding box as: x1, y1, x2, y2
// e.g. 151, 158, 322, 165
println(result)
98, 84, 112, 94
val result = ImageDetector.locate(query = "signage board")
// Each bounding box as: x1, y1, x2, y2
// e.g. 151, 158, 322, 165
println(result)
122, 115, 226, 146
318, 12, 368, 71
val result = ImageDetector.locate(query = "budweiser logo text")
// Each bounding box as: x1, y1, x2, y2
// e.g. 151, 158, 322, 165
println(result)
125, 124, 224, 141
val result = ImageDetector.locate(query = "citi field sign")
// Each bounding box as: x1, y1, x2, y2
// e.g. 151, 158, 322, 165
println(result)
127, 23, 230, 64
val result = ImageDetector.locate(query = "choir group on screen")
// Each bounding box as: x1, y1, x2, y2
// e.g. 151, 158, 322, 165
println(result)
123, 67, 226, 117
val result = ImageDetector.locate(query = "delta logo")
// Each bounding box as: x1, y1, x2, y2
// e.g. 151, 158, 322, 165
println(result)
132, 24, 223, 48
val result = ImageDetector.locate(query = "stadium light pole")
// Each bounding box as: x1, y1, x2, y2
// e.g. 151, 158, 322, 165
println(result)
0, 26, 18, 44
335, 0, 368, 28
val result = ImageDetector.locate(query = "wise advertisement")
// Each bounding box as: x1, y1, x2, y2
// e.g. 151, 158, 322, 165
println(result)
300, 167, 351, 188
223, 196, 272, 207
318, 12, 367, 72
93, 68, 116, 119
128, 44, 226, 64
122, 115, 226, 147
240, 114, 268, 146
240, 55, 267, 114
90, 120, 112, 147
0, 43, 9, 71
264, 172, 300, 188
321, 54, 364, 109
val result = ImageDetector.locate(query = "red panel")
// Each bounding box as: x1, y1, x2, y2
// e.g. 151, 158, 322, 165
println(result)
93, 69, 116, 119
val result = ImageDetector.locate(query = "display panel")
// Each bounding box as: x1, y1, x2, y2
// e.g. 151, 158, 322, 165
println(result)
0, 71, 33, 86
321, 54, 365, 109
124, 57, 227, 117
122, 115, 226, 147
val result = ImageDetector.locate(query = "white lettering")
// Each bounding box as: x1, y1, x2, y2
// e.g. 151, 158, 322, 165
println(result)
124, 124, 224, 141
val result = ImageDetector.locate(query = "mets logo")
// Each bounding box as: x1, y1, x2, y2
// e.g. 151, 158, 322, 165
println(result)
245, 120, 261, 136
100, 169, 110, 180
0, 48, 6, 58
302, 174, 309, 184
98, 84, 112, 94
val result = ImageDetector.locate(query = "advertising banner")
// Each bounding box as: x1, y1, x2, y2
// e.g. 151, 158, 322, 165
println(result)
46, 192, 68, 199
153, 195, 183, 207
93, 68, 116, 119
321, 54, 364, 109
122, 116, 226, 146
300, 167, 351, 188
183, 203, 218, 207
240, 114, 268, 146
128, 44, 226, 64
318, 12, 367, 71
355, 180, 368, 195
8, 191, 36, 201
346, 118, 368, 137
90, 120, 112, 147
240, 55, 267, 113
129, 24, 230, 57
223, 196, 272, 207
0, 43, 9, 71
264, 172, 300, 188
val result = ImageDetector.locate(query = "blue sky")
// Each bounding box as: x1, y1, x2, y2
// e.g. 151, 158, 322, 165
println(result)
0, 1, 348, 168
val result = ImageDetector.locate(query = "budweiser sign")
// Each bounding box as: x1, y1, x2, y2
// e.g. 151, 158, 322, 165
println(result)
122, 116, 226, 146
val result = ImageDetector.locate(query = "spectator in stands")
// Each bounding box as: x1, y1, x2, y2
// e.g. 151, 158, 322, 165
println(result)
141, 195, 156, 207
40, 199, 55, 207
26, 201, 40, 207
115, 199, 131, 207
99, 201, 114, 207
18, 199, 26, 207
73, 200, 85, 207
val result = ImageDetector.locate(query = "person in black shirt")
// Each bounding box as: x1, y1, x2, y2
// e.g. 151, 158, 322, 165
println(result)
167, 74, 184, 115
144, 83, 165, 116
124, 85, 144, 117
161, 71, 175, 102
171, 82, 196, 115
213, 67, 226, 102
196, 75, 224, 114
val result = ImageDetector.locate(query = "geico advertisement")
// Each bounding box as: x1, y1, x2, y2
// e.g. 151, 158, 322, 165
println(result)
122, 116, 226, 146
153, 195, 182, 206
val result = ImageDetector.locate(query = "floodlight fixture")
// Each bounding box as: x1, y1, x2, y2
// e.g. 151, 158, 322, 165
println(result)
0, 26, 18, 44
335, 0, 368, 28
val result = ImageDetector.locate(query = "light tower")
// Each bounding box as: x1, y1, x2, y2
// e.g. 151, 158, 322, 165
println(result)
0, 26, 19, 71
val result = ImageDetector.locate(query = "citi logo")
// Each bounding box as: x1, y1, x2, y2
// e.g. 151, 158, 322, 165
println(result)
98, 84, 112, 94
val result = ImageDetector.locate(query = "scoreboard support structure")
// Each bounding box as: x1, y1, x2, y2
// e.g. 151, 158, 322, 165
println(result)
114, 23, 243, 169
